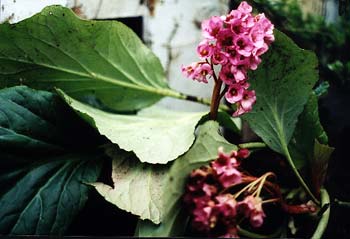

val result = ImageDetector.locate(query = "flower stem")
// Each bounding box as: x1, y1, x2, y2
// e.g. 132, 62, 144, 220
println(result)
238, 142, 267, 149
210, 79, 223, 120
311, 188, 330, 239
282, 144, 320, 205
175, 91, 230, 111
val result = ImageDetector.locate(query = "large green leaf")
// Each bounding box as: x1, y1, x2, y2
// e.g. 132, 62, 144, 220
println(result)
0, 86, 105, 235
59, 90, 206, 164
90, 146, 168, 224
289, 93, 329, 168
243, 30, 318, 156
0, 6, 174, 111
136, 121, 237, 236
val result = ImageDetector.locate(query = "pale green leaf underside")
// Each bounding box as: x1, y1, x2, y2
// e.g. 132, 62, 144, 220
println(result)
243, 30, 318, 156
136, 121, 237, 236
90, 147, 168, 224
0, 6, 172, 111
59, 90, 206, 164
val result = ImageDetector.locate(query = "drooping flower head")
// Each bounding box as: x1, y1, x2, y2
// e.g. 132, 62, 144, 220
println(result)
183, 147, 271, 237
181, 1, 274, 117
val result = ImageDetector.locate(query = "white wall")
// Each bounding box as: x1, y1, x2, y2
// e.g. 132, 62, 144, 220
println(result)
0, 0, 67, 23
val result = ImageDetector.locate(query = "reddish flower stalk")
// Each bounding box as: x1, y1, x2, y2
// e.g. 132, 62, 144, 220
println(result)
181, 1, 274, 119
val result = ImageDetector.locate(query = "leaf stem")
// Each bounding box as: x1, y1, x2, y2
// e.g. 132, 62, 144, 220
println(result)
174, 91, 230, 112
311, 188, 330, 239
238, 142, 267, 149
282, 144, 320, 205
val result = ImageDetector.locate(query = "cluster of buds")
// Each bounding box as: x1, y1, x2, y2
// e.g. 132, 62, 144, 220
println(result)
183, 147, 273, 238
181, 1, 274, 116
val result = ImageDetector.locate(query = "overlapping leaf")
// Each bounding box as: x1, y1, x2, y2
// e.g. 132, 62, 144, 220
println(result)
90, 147, 168, 224
136, 121, 237, 236
0, 86, 105, 235
0, 6, 173, 111
289, 93, 329, 168
59, 90, 207, 164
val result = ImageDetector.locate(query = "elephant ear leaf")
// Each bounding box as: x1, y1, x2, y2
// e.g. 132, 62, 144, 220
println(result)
0, 5, 173, 111
0, 86, 105, 235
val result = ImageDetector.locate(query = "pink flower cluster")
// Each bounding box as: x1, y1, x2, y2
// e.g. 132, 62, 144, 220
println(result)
183, 148, 266, 238
181, 1, 274, 116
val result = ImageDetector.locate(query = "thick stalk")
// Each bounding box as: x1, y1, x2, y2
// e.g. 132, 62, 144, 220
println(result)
209, 79, 223, 120
311, 188, 330, 239
283, 144, 320, 205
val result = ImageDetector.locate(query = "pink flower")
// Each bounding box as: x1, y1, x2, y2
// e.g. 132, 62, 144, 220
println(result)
214, 194, 237, 217
237, 148, 250, 159
201, 16, 224, 39
227, 49, 249, 66
225, 83, 244, 104
238, 1, 253, 14
197, 40, 214, 59
226, 11, 243, 34
255, 13, 275, 43
241, 89, 256, 110
230, 65, 247, 82
219, 64, 235, 85
252, 43, 269, 56
183, 0, 275, 118
211, 147, 238, 174
194, 63, 213, 83
202, 183, 218, 197
234, 35, 254, 57
237, 195, 255, 217
216, 29, 235, 49
250, 210, 265, 228
182, 62, 213, 83
249, 55, 262, 70
218, 167, 242, 187
211, 50, 229, 65
192, 202, 216, 232
250, 27, 266, 49
237, 195, 266, 228
233, 89, 256, 117
186, 167, 211, 193
181, 62, 197, 79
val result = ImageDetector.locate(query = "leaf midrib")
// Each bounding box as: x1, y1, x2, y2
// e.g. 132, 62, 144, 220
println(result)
0, 56, 178, 98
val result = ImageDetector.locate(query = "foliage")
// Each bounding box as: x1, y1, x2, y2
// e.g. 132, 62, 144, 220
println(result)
0, 4, 334, 238
0, 86, 105, 235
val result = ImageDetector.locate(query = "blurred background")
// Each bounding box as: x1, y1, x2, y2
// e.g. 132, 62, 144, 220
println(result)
1, 0, 349, 237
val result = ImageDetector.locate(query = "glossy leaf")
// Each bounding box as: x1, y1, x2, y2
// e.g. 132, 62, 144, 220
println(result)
0, 86, 105, 235
0, 6, 173, 111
